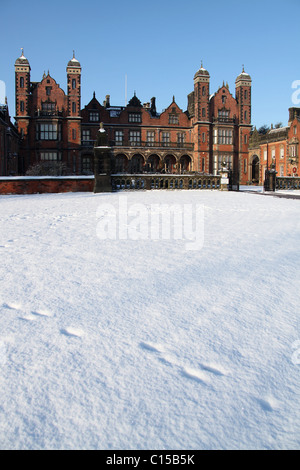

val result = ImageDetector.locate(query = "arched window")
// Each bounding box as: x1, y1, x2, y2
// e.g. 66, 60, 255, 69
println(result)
72, 78, 76, 89
202, 86, 206, 96
72, 102, 76, 113
244, 110, 247, 120
20, 77, 24, 88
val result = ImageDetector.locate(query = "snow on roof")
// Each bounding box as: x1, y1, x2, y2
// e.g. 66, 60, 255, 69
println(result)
269, 126, 289, 133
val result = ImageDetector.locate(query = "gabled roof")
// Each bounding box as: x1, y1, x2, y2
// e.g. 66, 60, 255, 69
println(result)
127, 92, 142, 108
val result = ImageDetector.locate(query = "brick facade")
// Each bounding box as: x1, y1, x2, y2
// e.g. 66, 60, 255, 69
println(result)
13, 52, 252, 183
82, 64, 252, 183
0, 102, 19, 175
15, 50, 81, 175
249, 107, 300, 184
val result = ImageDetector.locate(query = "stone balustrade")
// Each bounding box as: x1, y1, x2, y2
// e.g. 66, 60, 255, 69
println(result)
111, 174, 222, 191
276, 176, 300, 190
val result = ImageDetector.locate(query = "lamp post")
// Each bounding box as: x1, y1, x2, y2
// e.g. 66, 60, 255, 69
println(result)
264, 142, 270, 191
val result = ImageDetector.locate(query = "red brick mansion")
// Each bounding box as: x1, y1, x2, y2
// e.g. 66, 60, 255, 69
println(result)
12, 50, 253, 184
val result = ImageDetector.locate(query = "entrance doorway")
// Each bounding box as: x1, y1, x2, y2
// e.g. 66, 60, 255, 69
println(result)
252, 156, 259, 183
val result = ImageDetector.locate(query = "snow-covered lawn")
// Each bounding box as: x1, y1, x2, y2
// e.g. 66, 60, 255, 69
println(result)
0, 190, 299, 450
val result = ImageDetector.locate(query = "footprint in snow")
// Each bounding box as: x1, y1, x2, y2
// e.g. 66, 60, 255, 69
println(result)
139, 341, 164, 354
61, 327, 84, 338
140, 341, 177, 367
199, 363, 228, 377
256, 397, 279, 412
20, 313, 37, 322
140, 339, 229, 388
2, 302, 22, 311
2, 303, 53, 321
31, 309, 53, 318
1, 240, 17, 248
181, 367, 210, 385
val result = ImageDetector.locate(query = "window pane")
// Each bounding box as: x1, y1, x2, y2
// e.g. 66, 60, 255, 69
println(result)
128, 113, 141, 123
90, 112, 99, 121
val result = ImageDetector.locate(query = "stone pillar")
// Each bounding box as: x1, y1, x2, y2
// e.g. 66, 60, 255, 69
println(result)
264, 168, 277, 192
219, 167, 229, 191
94, 123, 113, 193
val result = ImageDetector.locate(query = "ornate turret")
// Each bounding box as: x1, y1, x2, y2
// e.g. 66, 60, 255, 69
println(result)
15, 48, 31, 136
67, 50, 81, 69
192, 61, 211, 172
235, 65, 251, 86
15, 48, 30, 67
194, 61, 210, 83
235, 65, 252, 125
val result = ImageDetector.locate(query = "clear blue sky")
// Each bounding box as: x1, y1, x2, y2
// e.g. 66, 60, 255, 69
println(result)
1, 0, 300, 129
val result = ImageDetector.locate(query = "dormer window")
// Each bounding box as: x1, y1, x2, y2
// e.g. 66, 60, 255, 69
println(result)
128, 113, 141, 123
169, 114, 179, 124
89, 111, 99, 122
